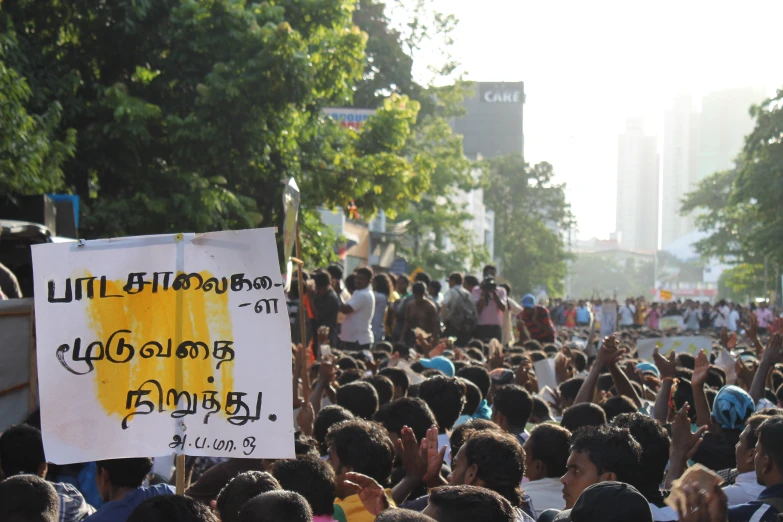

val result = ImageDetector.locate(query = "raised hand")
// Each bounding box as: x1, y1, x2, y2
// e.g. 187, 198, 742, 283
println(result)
761, 332, 783, 366
670, 404, 707, 461
398, 426, 426, 481
653, 347, 677, 379
554, 351, 574, 383
318, 357, 335, 384
343, 472, 390, 516
596, 335, 624, 369
422, 425, 446, 485
296, 401, 314, 436
691, 350, 711, 388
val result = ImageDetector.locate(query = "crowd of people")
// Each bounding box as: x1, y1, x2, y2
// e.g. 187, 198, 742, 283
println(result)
4, 261, 783, 522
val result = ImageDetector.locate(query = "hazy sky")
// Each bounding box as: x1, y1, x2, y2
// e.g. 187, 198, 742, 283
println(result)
393, 0, 783, 239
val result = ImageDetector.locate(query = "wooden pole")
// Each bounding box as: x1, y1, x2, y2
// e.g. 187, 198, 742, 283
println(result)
295, 222, 311, 399
175, 454, 186, 495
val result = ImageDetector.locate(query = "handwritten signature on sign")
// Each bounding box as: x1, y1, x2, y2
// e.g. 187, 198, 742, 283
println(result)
169, 434, 258, 456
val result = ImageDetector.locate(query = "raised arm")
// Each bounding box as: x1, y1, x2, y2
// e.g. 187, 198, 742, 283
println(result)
750, 331, 783, 404
652, 347, 677, 424
609, 360, 642, 408
574, 336, 624, 405
689, 350, 713, 428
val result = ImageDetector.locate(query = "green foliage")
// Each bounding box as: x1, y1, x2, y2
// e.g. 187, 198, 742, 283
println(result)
0, 24, 75, 196
717, 263, 770, 302
483, 155, 574, 295
2, 0, 427, 257
567, 254, 654, 299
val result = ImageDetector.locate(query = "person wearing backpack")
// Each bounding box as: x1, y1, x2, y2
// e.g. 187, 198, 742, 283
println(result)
441, 272, 477, 346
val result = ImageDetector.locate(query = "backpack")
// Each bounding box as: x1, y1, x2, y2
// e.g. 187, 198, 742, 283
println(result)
447, 289, 478, 334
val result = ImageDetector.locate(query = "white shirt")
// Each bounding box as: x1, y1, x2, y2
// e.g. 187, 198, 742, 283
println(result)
441, 285, 467, 321
437, 432, 452, 466
723, 471, 765, 506
619, 304, 636, 326
650, 504, 678, 522
339, 287, 375, 345
713, 305, 730, 328
523, 477, 564, 517
503, 297, 524, 345
728, 309, 741, 332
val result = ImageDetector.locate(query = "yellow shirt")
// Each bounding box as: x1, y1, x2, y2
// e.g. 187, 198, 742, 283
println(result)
333, 490, 395, 522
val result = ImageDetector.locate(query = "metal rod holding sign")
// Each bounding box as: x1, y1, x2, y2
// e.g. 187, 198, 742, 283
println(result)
295, 222, 310, 399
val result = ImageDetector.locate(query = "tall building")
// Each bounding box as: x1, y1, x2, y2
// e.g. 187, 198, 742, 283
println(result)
661, 96, 701, 248
698, 87, 767, 179
615, 118, 659, 252
452, 82, 525, 159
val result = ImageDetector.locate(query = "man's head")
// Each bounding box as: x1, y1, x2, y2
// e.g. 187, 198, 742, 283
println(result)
128, 496, 218, 522
449, 430, 525, 508
449, 419, 501, 463
569, 482, 653, 522
612, 413, 670, 499
412, 282, 426, 302
313, 272, 331, 294
523, 424, 572, 481
375, 397, 437, 446
560, 403, 607, 433
379, 367, 409, 399
522, 294, 536, 309
429, 281, 442, 298
96, 458, 154, 502
601, 396, 637, 422
237, 491, 312, 522
736, 415, 773, 475
327, 264, 344, 287
456, 366, 491, 404
375, 509, 436, 522
754, 416, 783, 486
448, 272, 463, 288
558, 377, 585, 410
313, 405, 355, 455
364, 375, 395, 407
491, 384, 533, 433
215, 471, 281, 522
419, 376, 467, 433
424, 485, 514, 522
354, 267, 373, 290
271, 456, 335, 517
462, 275, 479, 292
325, 419, 394, 498
336, 381, 379, 420
0, 475, 59, 522
530, 397, 554, 424
0, 424, 46, 478
395, 274, 410, 295
483, 265, 497, 278
561, 425, 642, 509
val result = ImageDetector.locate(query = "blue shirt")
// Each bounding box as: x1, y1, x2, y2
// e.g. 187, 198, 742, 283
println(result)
727, 483, 783, 522
86, 484, 174, 522
576, 307, 590, 324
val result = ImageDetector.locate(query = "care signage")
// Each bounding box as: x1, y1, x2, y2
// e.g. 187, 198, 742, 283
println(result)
479, 82, 524, 104
32, 228, 294, 464
636, 336, 713, 362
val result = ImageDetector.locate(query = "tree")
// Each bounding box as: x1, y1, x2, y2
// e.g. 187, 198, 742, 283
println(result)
0, 24, 75, 197
2, 0, 428, 267
483, 155, 574, 295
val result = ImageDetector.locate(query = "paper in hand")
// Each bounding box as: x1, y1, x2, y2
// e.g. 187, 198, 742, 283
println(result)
664, 464, 724, 511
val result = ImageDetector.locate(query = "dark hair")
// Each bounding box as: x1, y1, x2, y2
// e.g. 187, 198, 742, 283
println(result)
570, 425, 642, 484
460, 378, 482, 417
462, 430, 525, 507
128, 495, 218, 522
0, 424, 45, 477
373, 274, 392, 296
337, 368, 364, 386
558, 377, 586, 403
413, 271, 431, 285
96, 458, 153, 489
216, 471, 281, 522
271, 456, 335, 516
571, 350, 588, 373
327, 264, 344, 280
526, 350, 547, 363
463, 275, 480, 288
345, 274, 356, 293
427, 485, 515, 522
707, 367, 727, 390
313, 406, 355, 455
313, 272, 331, 289
365, 375, 395, 406
449, 273, 464, 286
419, 376, 466, 432
237, 490, 312, 522
676, 353, 695, 370
429, 281, 442, 295
526, 424, 572, 478
0, 475, 59, 522
483, 265, 497, 276
522, 340, 543, 352
596, 373, 614, 393
375, 509, 436, 522
561, 403, 607, 432
325, 419, 394, 486
450, 419, 500, 462
457, 366, 491, 401
601, 396, 638, 422
776, 384, 783, 406
294, 432, 320, 458
375, 398, 437, 442
531, 397, 552, 421
499, 283, 511, 295
465, 348, 485, 362
671, 379, 696, 422
379, 367, 409, 396
412, 282, 426, 296
492, 385, 533, 430
336, 381, 379, 419
612, 413, 670, 497
337, 356, 359, 370
396, 274, 410, 286
757, 416, 783, 473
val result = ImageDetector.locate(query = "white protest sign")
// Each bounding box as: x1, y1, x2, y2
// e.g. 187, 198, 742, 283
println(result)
282, 177, 301, 293
659, 315, 685, 331
32, 228, 294, 464
635, 336, 713, 362
600, 302, 618, 338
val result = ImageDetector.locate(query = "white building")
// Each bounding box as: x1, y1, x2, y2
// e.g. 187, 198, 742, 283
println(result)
615, 118, 659, 252
443, 166, 495, 262
661, 96, 701, 248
